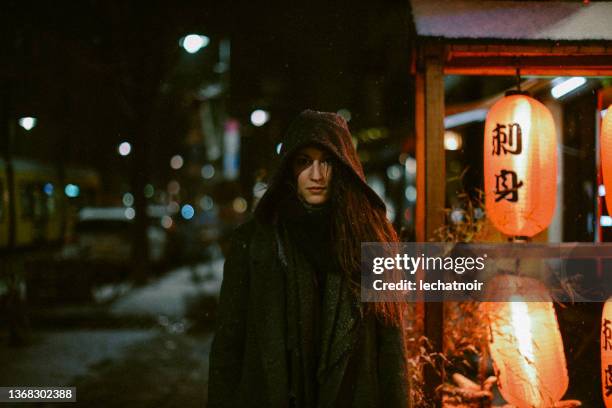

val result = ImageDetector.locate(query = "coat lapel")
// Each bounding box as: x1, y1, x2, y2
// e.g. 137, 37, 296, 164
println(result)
316, 270, 361, 405
250, 222, 289, 406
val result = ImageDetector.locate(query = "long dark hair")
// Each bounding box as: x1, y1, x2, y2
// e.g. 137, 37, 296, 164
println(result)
329, 164, 405, 327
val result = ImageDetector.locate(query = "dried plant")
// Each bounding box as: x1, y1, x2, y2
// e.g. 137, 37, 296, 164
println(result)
405, 331, 449, 408
434, 172, 486, 244
406, 172, 492, 407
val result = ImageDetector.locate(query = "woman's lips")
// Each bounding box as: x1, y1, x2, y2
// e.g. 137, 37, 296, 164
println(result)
307, 187, 325, 193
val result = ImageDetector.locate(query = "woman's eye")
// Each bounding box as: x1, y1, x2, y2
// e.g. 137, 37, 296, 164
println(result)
295, 157, 312, 168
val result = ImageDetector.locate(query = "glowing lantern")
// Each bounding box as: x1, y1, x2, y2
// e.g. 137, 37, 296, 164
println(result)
602, 106, 612, 214
483, 276, 568, 407
484, 92, 557, 237
602, 298, 612, 407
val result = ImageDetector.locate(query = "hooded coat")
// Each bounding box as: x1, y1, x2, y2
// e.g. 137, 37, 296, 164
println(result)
207, 110, 409, 408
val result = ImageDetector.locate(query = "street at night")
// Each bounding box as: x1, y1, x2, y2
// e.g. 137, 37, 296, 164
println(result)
1, 1, 612, 407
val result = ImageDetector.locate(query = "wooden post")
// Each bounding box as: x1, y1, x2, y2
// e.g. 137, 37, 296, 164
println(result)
415, 43, 446, 406
416, 44, 446, 242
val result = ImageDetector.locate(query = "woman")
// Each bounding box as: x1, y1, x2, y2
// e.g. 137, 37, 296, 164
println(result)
208, 110, 409, 407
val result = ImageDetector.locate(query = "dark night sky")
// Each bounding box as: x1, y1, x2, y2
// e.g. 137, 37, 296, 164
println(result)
230, 1, 413, 124
1, 0, 413, 196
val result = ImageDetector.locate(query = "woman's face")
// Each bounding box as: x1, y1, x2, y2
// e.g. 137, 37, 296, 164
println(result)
292, 146, 333, 205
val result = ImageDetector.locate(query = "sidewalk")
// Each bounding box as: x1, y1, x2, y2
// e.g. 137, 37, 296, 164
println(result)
1, 259, 224, 407
25, 259, 224, 329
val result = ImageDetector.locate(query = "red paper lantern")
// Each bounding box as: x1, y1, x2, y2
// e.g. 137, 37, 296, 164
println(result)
484, 276, 569, 407
602, 106, 612, 215
602, 298, 612, 407
484, 93, 557, 237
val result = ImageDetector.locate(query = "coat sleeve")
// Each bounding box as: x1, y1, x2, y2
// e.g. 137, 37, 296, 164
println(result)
207, 224, 251, 408
377, 318, 410, 407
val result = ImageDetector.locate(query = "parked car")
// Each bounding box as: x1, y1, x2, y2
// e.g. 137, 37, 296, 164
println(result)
60, 206, 172, 266
26, 206, 176, 304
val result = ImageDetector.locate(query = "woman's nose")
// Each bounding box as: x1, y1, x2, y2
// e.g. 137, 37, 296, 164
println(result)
310, 161, 323, 180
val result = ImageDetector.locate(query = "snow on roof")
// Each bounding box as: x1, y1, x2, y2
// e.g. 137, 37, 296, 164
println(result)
410, 0, 612, 41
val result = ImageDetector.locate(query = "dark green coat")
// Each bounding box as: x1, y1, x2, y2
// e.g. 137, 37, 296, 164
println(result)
207, 217, 409, 407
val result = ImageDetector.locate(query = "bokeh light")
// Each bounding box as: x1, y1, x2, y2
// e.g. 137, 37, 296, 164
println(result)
161, 215, 173, 229
199, 195, 214, 211
43, 183, 54, 196
405, 157, 417, 175
444, 130, 462, 151
405, 186, 417, 202
337, 108, 351, 122
180, 34, 210, 54
250, 109, 270, 127
201, 164, 215, 179
181, 204, 195, 220
118, 141, 132, 156
122, 192, 134, 207
232, 197, 247, 213
64, 184, 80, 198
170, 155, 184, 170
19, 117, 37, 131
167, 201, 180, 214
124, 207, 136, 220
144, 184, 155, 198
386, 165, 402, 181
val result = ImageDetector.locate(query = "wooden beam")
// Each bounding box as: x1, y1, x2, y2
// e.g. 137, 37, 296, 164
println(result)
448, 43, 612, 57
444, 66, 612, 76
445, 55, 612, 70
443, 41, 612, 75
443, 44, 612, 75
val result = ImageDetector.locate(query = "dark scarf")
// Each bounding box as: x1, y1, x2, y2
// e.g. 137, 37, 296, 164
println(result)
277, 195, 360, 408
280, 195, 334, 289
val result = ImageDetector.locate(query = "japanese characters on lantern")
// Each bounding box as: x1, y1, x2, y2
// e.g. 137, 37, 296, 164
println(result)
602, 106, 612, 215
602, 298, 612, 407
484, 93, 557, 237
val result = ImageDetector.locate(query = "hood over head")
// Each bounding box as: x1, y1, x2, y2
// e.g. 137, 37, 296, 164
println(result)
254, 109, 385, 221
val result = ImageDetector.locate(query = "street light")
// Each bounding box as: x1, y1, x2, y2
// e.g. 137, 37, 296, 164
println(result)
551, 77, 586, 99
118, 141, 132, 156
250, 109, 270, 127
180, 34, 210, 54
18, 117, 37, 131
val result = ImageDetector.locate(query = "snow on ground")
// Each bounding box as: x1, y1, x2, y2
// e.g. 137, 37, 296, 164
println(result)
109, 259, 224, 319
